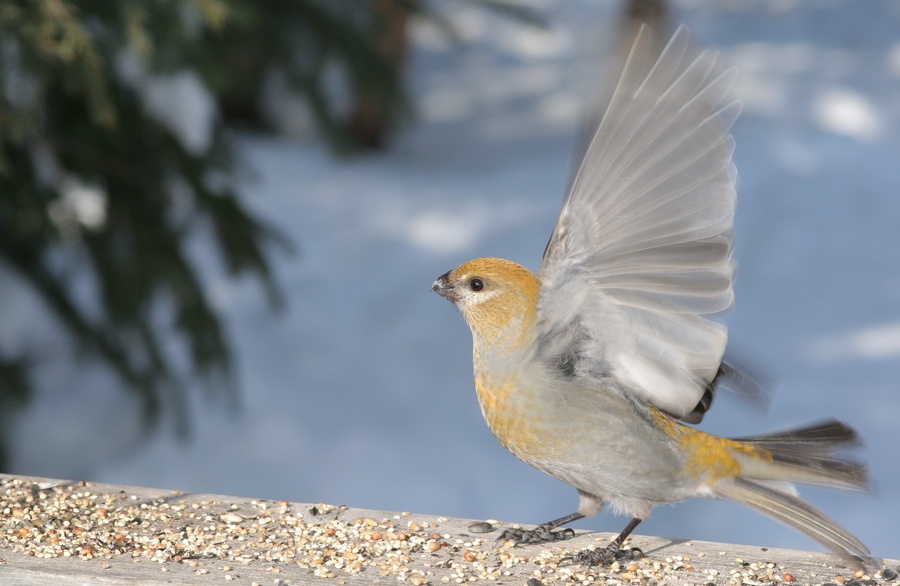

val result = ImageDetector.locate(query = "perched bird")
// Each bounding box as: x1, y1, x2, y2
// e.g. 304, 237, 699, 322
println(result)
432, 25, 869, 567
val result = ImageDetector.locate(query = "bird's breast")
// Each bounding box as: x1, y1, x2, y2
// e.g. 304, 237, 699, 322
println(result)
473, 372, 549, 463
472, 362, 691, 489
472, 364, 601, 465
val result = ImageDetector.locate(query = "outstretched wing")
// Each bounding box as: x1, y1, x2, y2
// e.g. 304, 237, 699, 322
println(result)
537, 25, 741, 420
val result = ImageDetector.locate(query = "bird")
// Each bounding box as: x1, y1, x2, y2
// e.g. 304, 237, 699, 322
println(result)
431, 24, 870, 567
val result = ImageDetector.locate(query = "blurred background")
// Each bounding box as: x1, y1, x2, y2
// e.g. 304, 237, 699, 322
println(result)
1, 0, 898, 560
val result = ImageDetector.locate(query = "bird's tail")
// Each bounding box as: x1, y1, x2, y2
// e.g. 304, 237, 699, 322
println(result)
712, 420, 871, 567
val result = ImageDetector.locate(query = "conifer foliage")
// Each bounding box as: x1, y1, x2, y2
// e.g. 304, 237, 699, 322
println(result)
0, 0, 540, 468
0, 0, 285, 465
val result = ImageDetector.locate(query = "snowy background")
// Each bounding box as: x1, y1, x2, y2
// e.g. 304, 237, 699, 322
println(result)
5, 0, 900, 560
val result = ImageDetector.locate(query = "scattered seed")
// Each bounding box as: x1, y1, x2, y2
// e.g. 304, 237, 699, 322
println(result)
0, 476, 848, 586
467, 522, 494, 534
220, 512, 243, 524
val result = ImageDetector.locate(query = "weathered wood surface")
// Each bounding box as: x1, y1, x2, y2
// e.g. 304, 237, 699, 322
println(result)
1, 474, 896, 586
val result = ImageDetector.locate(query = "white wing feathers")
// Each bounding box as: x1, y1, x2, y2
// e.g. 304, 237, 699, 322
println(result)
537, 25, 741, 419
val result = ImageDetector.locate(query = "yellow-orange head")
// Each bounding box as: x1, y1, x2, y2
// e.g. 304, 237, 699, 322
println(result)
432, 258, 551, 460
431, 257, 540, 354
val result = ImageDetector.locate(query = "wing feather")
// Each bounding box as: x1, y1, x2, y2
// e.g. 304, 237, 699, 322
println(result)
537, 25, 741, 419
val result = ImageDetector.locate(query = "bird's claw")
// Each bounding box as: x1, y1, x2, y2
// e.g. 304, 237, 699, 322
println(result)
559, 544, 643, 566
494, 524, 575, 546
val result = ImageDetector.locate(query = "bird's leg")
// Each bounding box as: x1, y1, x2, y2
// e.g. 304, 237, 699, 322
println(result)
564, 517, 644, 565
494, 512, 584, 545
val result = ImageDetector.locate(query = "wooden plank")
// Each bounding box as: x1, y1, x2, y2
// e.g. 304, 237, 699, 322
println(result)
1, 474, 896, 585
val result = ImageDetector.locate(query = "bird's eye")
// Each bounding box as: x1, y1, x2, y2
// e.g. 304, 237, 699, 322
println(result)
469, 278, 484, 292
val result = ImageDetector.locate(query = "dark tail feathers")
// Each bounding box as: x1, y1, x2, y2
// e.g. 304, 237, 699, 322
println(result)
715, 420, 871, 568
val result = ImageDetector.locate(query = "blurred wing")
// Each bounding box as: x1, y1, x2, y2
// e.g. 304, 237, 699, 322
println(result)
537, 25, 741, 419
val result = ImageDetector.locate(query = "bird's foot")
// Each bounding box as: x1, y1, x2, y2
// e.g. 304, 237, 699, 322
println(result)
494, 523, 575, 546
560, 543, 643, 566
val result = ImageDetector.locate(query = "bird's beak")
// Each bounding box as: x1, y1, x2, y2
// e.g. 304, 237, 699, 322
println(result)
431, 271, 458, 302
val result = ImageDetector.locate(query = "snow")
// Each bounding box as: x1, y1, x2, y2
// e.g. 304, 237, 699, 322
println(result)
115, 50, 218, 155
4, 0, 899, 560
813, 88, 881, 141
